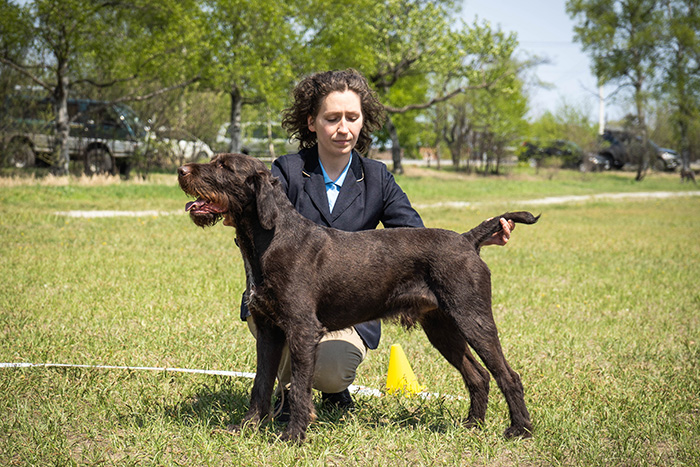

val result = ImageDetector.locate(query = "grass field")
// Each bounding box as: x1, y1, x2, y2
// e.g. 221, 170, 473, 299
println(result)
1, 166, 699, 466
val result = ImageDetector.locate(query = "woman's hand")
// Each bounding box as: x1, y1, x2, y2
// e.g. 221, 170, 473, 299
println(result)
482, 217, 515, 247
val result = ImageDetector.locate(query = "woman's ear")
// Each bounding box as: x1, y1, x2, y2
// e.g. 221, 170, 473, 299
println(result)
307, 115, 316, 133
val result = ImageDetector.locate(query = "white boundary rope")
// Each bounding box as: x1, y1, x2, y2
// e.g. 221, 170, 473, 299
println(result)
0, 361, 385, 397
0, 362, 463, 399
0, 361, 255, 378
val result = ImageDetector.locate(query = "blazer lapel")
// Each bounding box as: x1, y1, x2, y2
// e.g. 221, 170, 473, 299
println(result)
330, 154, 364, 222
302, 152, 333, 225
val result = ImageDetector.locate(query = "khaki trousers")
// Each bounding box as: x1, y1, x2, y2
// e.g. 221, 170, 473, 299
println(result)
247, 317, 367, 394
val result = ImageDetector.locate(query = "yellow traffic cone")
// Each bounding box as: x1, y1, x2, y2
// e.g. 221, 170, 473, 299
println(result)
385, 344, 424, 395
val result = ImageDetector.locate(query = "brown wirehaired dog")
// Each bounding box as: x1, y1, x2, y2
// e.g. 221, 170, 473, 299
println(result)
178, 153, 538, 443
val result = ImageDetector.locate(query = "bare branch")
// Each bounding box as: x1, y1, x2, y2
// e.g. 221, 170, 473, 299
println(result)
0, 57, 52, 91
383, 73, 509, 114
108, 76, 201, 104
72, 74, 139, 88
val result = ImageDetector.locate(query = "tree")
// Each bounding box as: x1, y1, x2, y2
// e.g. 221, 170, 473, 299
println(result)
567, 0, 664, 180
437, 62, 528, 174
0, 0, 204, 175
202, 0, 304, 153
303, 0, 520, 173
472, 74, 529, 174
658, 0, 700, 170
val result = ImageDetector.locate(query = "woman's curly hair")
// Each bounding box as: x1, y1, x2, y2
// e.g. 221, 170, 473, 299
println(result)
282, 69, 385, 154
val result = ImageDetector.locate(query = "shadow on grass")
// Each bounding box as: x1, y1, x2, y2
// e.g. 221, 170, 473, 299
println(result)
165, 379, 472, 439
354, 394, 472, 434
165, 379, 252, 430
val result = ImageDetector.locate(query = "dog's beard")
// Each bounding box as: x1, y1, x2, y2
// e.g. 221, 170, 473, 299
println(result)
185, 198, 227, 228
189, 211, 223, 227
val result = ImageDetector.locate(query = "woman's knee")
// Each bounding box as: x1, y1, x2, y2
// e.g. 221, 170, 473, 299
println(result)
313, 340, 365, 393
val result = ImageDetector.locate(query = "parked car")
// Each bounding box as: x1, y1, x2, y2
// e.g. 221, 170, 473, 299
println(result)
518, 139, 583, 168
216, 121, 295, 156
656, 147, 681, 171
154, 127, 214, 164
598, 129, 680, 171
1, 95, 147, 175
580, 153, 612, 172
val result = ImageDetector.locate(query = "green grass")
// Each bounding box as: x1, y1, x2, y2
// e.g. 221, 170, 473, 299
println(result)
1, 167, 699, 466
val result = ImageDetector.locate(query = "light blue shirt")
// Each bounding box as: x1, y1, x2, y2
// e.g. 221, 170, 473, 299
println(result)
319, 154, 352, 213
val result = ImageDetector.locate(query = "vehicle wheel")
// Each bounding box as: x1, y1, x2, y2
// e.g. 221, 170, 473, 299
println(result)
116, 158, 132, 179
3, 139, 35, 168
653, 159, 667, 172
84, 147, 113, 175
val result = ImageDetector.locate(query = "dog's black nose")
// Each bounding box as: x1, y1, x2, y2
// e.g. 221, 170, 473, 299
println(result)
178, 166, 190, 177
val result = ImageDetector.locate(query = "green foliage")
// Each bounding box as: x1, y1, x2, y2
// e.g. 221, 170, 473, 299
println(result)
657, 0, 700, 163
528, 101, 598, 150
567, 0, 660, 81
0, 0, 207, 174
299, 0, 522, 169
566, 0, 700, 172
202, 0, 301, 106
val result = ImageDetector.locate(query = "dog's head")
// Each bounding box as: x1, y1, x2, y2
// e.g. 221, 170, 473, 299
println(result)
178, 153, 278, 229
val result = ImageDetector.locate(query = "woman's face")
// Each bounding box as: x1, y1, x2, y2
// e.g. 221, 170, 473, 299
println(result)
308, 90, 364, 161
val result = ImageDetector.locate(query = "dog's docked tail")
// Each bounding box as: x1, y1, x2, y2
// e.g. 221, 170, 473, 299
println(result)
463, 211, 540, 251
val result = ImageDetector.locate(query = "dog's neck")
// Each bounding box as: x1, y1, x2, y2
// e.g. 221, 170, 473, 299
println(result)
231, 184, 310, 291
232, 207, 274, 289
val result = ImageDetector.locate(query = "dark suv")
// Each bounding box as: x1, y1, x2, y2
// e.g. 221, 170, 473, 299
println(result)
598, 129, 680, 171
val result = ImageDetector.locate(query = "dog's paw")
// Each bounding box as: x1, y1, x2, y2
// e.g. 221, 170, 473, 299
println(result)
463, 416, 484, 430
211, 424, 243, 438
504, 424, 533, 439
278, 428, 307, 444
219, 416, 263, 435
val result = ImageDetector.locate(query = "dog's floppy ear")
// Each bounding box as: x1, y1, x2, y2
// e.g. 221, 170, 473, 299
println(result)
253, 171, 278, 230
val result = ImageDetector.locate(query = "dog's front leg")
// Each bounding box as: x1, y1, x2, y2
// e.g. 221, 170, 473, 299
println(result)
242, 321, 285, 428
279, 322, 323, 443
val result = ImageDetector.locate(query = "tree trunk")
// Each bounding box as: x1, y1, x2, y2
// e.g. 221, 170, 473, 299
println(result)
677, 93, 692, 170
228, 85, 243, 153
385, 116, 403, 174
634, 83, 648, 182
432, 133, 442, 170
266, 108, 275, 158
679, 119, 690, 170
53, 63, 70, 176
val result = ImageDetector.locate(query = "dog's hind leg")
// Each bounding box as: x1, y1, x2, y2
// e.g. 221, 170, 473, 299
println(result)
420, 311, 491, 428
242, 320, 285, 428
457, 312, 533, 438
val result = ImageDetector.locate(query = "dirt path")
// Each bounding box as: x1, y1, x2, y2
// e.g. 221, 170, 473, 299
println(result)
412, 190, 700, 210
55, 190, 700, 218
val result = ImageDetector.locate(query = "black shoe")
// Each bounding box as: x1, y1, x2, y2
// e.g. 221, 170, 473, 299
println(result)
321, 389, 355, 412
273, 389, 291, 423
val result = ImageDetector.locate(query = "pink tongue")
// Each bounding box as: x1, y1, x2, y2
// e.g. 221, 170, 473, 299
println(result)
185, 199, 206, 212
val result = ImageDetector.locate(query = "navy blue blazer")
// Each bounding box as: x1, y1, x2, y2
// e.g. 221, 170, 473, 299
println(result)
242, 146, 424, 349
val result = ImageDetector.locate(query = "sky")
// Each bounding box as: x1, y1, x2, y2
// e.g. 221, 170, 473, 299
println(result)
461, 1, 626, 124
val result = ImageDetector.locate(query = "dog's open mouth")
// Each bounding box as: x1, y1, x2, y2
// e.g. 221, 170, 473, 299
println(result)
185, 198, 226, 215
